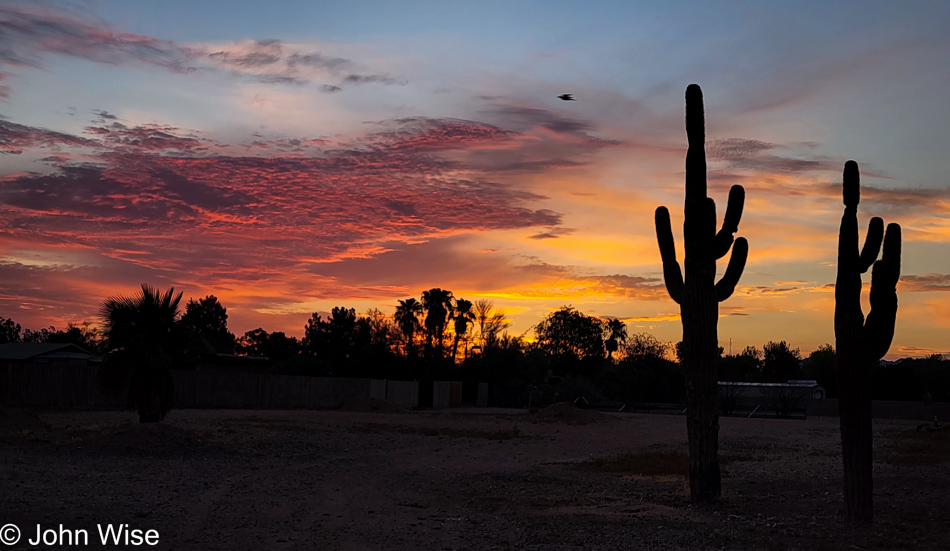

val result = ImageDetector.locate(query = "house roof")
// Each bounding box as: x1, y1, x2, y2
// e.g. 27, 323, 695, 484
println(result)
719, 380, 824, 389
0, 342, 96, 361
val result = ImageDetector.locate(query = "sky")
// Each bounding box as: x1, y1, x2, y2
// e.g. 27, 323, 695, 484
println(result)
0, 0, 948, 358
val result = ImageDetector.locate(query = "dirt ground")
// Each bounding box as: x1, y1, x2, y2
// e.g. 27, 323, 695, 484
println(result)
1, 404, 948, 550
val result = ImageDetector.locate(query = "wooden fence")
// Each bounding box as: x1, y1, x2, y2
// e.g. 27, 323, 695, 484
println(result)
0, 363, 421, 410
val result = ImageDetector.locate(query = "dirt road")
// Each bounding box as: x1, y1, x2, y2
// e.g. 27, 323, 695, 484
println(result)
1, 406, 947, 550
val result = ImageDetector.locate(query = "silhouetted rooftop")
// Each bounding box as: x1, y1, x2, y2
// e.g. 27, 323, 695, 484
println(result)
0, 342, 97, 361
719, 380, 824, 388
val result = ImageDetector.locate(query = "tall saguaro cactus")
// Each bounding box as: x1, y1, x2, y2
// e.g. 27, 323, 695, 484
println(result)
835, 160, 901, 523
655, 84, 748, 502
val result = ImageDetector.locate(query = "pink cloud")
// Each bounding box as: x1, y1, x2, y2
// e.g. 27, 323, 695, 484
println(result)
0, 114, 600, 292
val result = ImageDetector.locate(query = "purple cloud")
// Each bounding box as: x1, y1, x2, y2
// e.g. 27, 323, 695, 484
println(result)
0, 118, 96, 154
0, 5, 403, 96
901, 273, 950, 292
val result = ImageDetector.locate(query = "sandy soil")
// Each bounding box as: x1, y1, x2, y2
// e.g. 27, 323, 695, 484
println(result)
1, 404, 947, 550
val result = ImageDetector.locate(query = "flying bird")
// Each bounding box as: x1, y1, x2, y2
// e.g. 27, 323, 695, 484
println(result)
557, 94, 575, 101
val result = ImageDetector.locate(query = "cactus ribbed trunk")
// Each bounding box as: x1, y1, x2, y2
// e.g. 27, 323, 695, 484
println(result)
681, 287, 721, 500
655, 84, 748, 502
837, 355, 872, 522
834, 160, 901, 524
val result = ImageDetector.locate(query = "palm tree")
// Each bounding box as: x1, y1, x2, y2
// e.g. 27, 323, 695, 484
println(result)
473, 299, 509, 352
394, 298, 423, 357
605, 318, 628, 360
100, 284, 183, 423
452, 298, 476, 361
421, 288, 454, 357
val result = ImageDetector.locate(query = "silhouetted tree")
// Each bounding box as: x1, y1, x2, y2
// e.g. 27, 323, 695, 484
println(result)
473, 299, 509, 352
22, 326, 54, 342
363, 308, 396, 353
654, 84, 748, 502
394, 298, 424, 357
803, 344, 837, 398
32, 323, 102, 353
238, 328, 300, 362
463, 301, 514, 387
329, 307, 360, 352
465, 330, 538, 389
887, 354, 950, 402
535, 306, 605, 378
422, 288, 454, 357
762, 341, 802, 382
719, 345, 763, 382
0, 316, 22, 344
59, 323, 103, 353
180, 295, 236, 354
835, 160, 901, 523
870, 361, 920, 401
303, 313, 330, 358
858, 354, 950, 402
452, 298, 475, 361
601, 333, 684, 404
604, 319, 627, 360
100, 284, 182, 423
237, 328, 269, 356
302, 307, 374, 373
625, 332, 667, 360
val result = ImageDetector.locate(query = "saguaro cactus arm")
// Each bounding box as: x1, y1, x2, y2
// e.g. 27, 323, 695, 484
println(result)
713, 185, 745, 259
655, 206, 684, 304
865, 223, 901, 361
716, 237, 748, 301
859, 218, 884, 273
713, 185, 748, 301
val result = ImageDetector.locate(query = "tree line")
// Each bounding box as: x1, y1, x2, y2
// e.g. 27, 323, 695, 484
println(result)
2, 285, 946, 408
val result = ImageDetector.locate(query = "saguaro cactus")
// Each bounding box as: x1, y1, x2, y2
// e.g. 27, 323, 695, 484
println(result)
655, 84, 748, 502
835, 160, 901, 523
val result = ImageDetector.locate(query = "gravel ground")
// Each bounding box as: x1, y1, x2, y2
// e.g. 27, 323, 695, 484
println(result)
1, 406, 947, 550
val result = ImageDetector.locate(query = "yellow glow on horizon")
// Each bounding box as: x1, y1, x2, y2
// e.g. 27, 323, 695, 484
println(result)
527, 235, 657, 266
622, 313, 680, 323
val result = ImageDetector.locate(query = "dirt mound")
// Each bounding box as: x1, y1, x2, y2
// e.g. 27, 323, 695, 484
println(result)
335, 395, 409, 413
534, 402, 618, 425
0, 409, 50, 436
